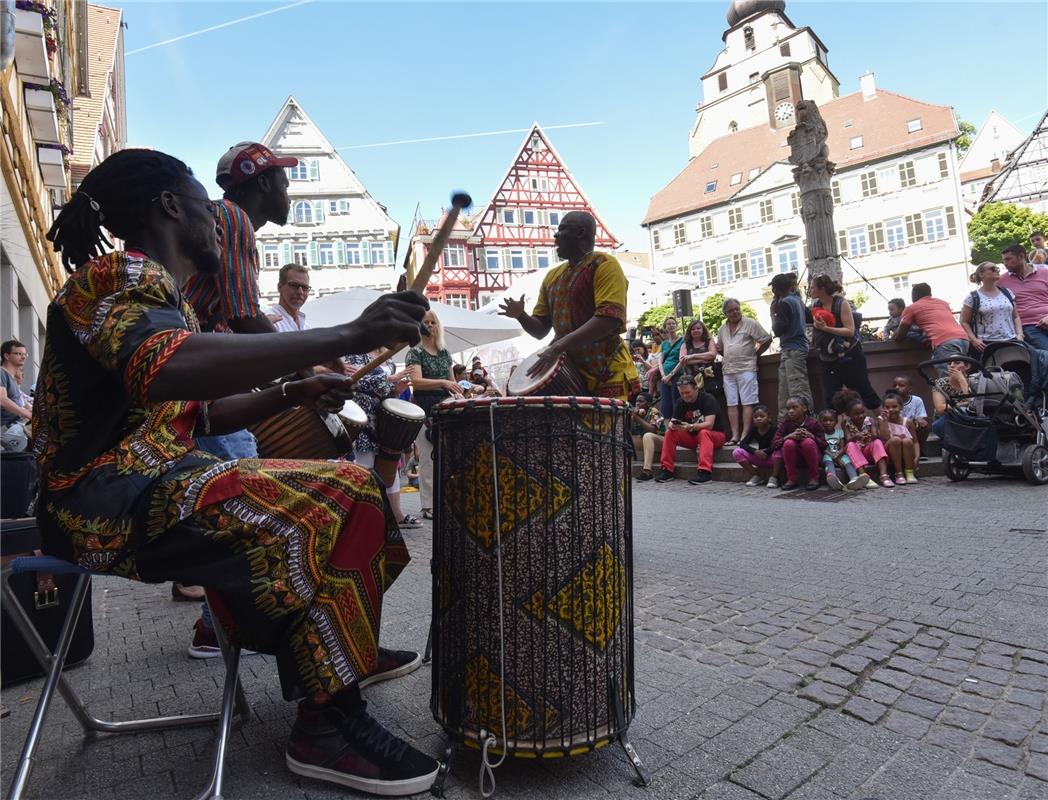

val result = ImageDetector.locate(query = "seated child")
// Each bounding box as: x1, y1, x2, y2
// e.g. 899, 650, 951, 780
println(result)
769, 395, 826, 491
818, 408, 869, 490
732, 404, 780, 487
839, 394, 893, 487
881, 390, 919, 485
892, 375, 929, 456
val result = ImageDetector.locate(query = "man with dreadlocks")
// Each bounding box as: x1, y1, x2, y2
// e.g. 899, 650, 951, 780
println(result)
36, 148, 440, 795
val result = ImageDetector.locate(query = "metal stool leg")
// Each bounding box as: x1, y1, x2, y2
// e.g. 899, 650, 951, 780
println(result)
2, 572, 92, 800
192, 614, 244, 800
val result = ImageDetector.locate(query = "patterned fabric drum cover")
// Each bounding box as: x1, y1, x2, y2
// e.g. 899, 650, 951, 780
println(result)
430, 396, 636, 757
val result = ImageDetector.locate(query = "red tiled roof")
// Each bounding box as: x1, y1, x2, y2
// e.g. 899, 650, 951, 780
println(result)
960, 165, 998, 183
70, 5, 122, 183
643, 89, 958, 225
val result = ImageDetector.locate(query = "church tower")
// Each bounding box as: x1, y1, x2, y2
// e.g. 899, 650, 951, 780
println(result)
688, 0, 840, 157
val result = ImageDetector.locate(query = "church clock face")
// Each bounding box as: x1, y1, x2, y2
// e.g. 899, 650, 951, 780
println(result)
774, 101, 795, 123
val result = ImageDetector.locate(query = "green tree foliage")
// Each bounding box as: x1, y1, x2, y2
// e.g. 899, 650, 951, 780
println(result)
637, 301, 683, 332
637, 293, 758, 336
956, 119, 977, 160
968, 202, 1048, 264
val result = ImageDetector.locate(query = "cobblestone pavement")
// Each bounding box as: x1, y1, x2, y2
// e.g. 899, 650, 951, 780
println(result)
3, 475, 1047, 799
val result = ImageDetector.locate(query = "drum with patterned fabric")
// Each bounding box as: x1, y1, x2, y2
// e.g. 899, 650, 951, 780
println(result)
430, 396, 636, 758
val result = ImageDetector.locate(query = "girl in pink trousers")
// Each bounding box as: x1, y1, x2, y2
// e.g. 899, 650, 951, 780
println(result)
841, 395, 893, 487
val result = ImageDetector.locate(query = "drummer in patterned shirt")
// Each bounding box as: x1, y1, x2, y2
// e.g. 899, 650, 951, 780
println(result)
498, 211, 639, 401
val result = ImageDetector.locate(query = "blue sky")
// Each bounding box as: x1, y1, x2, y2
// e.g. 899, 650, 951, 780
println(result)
123, 1, 1047, 253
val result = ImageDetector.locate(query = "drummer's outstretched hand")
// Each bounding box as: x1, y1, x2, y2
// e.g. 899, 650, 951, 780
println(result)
284, 374, 355, 414
351, 291, 430, 350
499, 295, 526, 321
527, 346, 561, 378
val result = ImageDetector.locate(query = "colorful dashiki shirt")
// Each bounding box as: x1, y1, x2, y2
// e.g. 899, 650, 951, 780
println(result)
532, 252, 639, 400
33, 251, 407, 699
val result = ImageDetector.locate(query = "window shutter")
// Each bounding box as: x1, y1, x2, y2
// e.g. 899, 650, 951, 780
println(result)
771, 71, 790, 102
386, 241, 395, 265
868, 222, 885, 252
802, 240, 808, 261
832, 181, 841, 205
838, 230, 847, 255
764, 247, 773, 272
359, 238, 371, 266
938, 152, 949, 179
336, 240, 345, 265
339, 199, 350, 213
309, 241, 319, 266
280, 242, 292, 264
945, 206, 957, 237
705, 260, 718, 285
731, 253, 743, 279
309, 159, 319, 181
314, 201, 325, 223
905, 214, 924, 244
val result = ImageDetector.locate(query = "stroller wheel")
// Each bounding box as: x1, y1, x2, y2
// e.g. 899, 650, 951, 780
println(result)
1021, 444, 1048, 485
943, 450, 971, 482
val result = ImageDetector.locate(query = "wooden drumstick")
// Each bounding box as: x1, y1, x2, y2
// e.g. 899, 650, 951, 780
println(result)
349, 191, 472, 381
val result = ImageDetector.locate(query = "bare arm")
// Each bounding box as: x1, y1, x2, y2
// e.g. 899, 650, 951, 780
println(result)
405, 363, 461, 395
0, 387, 32, 421
517, 312, 554, 340
206, 375, 354, 435
1013, 306, 1025, 340
228, 315, 278, 335
755, 336, 773, 357
894, 320, 911, 343
960, 305, 982, 348
819, 301, 855, 338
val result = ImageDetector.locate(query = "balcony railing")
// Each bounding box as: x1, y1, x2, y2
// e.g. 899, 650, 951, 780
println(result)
13, 5, 51, 82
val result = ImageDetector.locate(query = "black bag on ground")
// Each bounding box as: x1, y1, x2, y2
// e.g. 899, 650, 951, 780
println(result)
1, 451, 38, 519
1, 518, 94, 684
942, 409, 998, 462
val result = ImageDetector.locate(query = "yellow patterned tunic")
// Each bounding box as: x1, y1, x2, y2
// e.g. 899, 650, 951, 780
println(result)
532, 252, 639, 400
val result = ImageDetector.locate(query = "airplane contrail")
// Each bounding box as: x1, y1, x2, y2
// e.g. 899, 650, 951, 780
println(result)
127, 0, 315, 55
336, 122, 605, 151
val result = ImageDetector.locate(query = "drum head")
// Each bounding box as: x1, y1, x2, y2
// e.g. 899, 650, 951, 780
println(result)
506, 351, 562, 396
381, 397, 426, 420
341, 400, 367, 426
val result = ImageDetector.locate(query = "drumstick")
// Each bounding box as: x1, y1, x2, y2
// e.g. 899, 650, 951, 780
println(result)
349, 191, 472, 382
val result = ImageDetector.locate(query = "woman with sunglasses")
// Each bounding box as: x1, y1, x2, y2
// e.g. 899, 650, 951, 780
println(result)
960, 261, 1024, 353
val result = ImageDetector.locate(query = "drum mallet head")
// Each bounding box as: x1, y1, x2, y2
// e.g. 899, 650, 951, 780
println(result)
450, 191, 472, 210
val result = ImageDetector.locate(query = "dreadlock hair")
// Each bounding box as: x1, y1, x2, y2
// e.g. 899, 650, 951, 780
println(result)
47, 149, 195, 273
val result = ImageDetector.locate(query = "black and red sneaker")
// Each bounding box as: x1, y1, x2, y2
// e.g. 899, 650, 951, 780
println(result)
359, 648, 422, 689
286, 699, 439, 796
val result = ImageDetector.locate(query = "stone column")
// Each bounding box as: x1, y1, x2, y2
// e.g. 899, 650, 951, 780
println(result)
788, 101, 842, 283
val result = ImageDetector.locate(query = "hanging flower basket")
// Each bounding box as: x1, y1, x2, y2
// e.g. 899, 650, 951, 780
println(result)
38, 142, 72, 171
24, 79, 70, 124
15, 1, 58, 57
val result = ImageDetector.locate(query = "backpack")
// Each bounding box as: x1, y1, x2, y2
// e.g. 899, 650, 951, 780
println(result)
812, 296, 861, 362
967, 288, 1015, 337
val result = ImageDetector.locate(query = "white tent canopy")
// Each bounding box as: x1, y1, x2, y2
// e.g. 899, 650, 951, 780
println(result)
302, 287, 521, 359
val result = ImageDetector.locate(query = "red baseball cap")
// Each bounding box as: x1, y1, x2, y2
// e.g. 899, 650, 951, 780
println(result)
216, 141, 297, 188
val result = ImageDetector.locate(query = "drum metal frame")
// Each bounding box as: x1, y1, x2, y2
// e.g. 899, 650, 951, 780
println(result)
427, 396, 649, 795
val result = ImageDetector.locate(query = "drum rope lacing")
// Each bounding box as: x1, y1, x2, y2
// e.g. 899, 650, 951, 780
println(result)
479, 400, 510, 798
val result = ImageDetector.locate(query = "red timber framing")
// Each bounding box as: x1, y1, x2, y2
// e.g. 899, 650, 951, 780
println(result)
406, 123, 619, 308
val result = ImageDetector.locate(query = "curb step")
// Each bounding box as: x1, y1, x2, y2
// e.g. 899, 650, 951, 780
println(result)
632, 457, 946, 482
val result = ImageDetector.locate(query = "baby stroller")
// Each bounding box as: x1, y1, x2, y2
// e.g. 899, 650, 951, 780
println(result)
919, 342, 1048, 485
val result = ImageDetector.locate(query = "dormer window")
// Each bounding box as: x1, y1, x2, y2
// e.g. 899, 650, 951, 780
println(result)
907, 118, 923, 133
705, 180, 717, 194
849, 136, 864, 150
779, 41, 791, 57
744, 26, 755, 51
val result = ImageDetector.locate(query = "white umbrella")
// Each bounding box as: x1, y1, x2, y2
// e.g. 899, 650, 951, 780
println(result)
303, 287, 521, 357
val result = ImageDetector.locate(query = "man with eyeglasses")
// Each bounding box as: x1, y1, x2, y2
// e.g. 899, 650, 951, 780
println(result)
268, 263, 313, 332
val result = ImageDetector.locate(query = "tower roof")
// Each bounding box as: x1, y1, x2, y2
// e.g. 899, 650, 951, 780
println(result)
726, 0, 786, 27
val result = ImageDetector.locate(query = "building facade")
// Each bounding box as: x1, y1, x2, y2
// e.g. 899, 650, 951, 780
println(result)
405, 124, 619, 309
958, 110, 1025, 216
70, 3, 125, 187
978, 110, 1048, 217
645, 0, 972, 327
255, 96, 399, 304
2, 1, 123, 386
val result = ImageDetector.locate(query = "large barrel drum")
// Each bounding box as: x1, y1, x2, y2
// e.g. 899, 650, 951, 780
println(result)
430, 396, 636, 758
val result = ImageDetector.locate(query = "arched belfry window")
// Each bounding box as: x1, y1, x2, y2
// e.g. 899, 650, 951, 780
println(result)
729, 121, 738, 133
744, 26, 755, 50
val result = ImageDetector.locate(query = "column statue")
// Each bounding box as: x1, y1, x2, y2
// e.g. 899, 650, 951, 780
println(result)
788, 100, 842, 282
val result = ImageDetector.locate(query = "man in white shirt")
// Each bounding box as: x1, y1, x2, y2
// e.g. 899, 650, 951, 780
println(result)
266, 263, 311, 332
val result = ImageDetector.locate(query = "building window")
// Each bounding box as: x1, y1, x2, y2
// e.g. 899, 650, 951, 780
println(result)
262, 245, 280, 268
537, 249, 552, 269
338, 199, 350, 214
370, 242, 388, 264
718, 255, 734, 284
345, 243, 361, 265
748, 249, 766, 277
509, 249, 525, 270
652, 230, 661, 251
777, 242, 799, 273
892, 275, 910, 291
748, 72, 759, 84
860, 171, 878, 198
748, 167, 761, 179
743, 26, 755, 50
877, 166, 896, 194
329, 200, 339, 214
849, 135, 864, 150
923, 209, 946, 242
529, 176, 548, 192
445, 244, 465, 267
522, 209, 537, 226
672, 222, 687, 245
898, 160, 917, 188
848, 226, 869, 257
318, 243, 335, 266
831, 181, 841, 205
760, 199, 774, 223
705, 180, 717, 193
502, 208, 516, 224
718, 73, 727, 92
485, 248, 501, 271
904, 213, 925, 244
728, 208, 743, 231
779, 41, 791, 56
294, 202, 313, 224
730, 172, 742, 186
700, 216, 713, 238
548, 210, 561, 227
292, 244, 308, 266
444, 293, 469, 309
691, 262, 706, 289
704, 259, 718, 286
937, 152, 949, 179
288, 162, 309, 181
791, 192, 800, 216
906, 118, 923, 134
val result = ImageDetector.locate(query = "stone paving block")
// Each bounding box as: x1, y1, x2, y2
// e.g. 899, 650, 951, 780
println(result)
953, 691, 996, 714
1006, 688, 1046, 710
888, 655, 928, 676
1016, 659, 1048, 677
924, 722, 978, 756
908, 677, 954, 704
1031, 733, 1048, 754
968, 664, 1013, 686
895, 693, 945, 721
961, 678, 1004, 699
870, 667, 916, 692
932, 770, 1019, 800
1026, 753, 1048, 783
858, 680, 901, 706
972, 739, 1024, 770
830, 653, 871, 675
812, 667, 857, 689
883, 709, 932, 738
797, 681, 848, 707
697, 782, 765, 799
809, 743, 895, 797
992, 702, 1042, 730
790, 649, 833, 668
730, 743, 826, 800
842, 697, 886, 725
1012, 672, 1048, 692
939, 706, 989, 732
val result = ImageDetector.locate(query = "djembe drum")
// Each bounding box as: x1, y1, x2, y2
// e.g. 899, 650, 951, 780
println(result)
430, 396, 639, 763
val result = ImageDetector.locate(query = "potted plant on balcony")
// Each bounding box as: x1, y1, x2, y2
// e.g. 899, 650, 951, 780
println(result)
37, 143, 70, 188
14, 1, 58, 56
